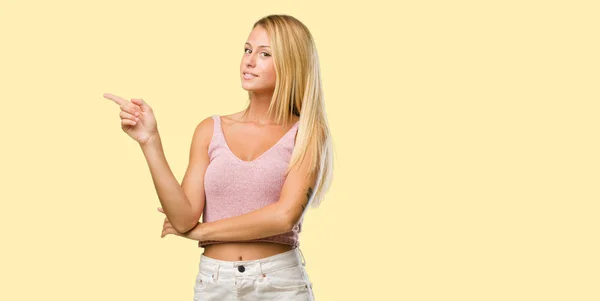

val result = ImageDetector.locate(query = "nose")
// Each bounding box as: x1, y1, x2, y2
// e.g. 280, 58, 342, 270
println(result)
245, 52, 256, 68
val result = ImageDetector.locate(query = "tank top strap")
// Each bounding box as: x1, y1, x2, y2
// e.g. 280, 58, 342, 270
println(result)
291, 119, 300, 138
211, 115, 222, 137
291, 120, 300, 131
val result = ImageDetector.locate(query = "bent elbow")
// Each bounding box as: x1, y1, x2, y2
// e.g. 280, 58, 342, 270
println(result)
172, 223, 188, 234
279, 212, 296, 234
173, 219, 197, 234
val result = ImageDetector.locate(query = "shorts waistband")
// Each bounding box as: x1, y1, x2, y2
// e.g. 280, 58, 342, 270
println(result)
198, 248, 306, 278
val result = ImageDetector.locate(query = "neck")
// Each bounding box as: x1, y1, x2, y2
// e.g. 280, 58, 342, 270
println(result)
244, 90, 277, 124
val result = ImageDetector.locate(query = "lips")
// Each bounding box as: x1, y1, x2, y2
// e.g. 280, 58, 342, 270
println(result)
243, 72, 258, 79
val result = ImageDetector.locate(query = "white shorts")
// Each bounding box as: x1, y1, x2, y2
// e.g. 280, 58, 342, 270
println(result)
193, 247, 315, 301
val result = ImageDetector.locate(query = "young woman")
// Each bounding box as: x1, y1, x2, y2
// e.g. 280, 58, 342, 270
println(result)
103, 14, 333, 300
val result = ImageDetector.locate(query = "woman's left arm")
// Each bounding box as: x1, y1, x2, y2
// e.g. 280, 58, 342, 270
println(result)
160, 151, 317, 241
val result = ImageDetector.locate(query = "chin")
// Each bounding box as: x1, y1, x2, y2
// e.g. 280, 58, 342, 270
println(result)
241, 83, 264, 92
241, 83, 254, 91
241, 80, 275, 93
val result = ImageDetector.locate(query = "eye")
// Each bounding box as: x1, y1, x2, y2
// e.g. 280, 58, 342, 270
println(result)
244, 48, 270, 57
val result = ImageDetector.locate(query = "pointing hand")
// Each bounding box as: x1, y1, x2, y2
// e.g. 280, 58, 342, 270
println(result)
103, 93, 158, 145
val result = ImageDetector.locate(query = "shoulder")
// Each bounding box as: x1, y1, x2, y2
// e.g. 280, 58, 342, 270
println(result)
191, 115, 216, 147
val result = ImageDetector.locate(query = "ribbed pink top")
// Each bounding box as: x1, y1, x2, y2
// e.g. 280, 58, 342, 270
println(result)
197, 115, 303, 248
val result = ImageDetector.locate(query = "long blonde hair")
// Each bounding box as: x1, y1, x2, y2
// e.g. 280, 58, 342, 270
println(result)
243, 14, 334, 209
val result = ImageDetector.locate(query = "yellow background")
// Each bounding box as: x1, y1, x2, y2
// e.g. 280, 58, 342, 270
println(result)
1, 0, 598, 300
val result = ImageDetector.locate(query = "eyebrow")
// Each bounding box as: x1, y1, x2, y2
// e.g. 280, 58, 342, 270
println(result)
245, 42, 270, 48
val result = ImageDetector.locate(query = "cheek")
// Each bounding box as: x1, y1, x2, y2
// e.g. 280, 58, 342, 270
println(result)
265, 62, 276, 82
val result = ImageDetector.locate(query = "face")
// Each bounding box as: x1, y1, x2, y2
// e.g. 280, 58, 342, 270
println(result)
240, 26, 276, 93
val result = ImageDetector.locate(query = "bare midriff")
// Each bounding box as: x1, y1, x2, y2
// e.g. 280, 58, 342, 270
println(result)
202, 241, 294, 261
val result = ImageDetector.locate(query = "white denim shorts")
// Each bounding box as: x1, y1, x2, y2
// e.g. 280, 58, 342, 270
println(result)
193, 247, 315, 301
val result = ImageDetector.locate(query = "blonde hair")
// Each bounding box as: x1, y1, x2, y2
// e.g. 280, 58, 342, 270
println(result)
242, 14, 334, 209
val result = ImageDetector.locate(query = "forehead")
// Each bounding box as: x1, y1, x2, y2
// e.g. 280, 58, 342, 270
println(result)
246, 26, 270, 47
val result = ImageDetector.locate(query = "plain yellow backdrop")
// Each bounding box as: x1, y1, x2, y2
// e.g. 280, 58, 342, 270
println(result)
1, 0, 599, 300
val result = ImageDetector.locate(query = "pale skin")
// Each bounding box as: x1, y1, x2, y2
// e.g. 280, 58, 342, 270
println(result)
103, 25, 316, 261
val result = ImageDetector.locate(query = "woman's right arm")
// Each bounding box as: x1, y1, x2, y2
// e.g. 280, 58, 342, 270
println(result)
140, 116, 213, 234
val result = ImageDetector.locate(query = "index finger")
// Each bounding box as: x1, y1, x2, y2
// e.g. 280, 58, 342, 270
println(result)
103, 93, 127, 105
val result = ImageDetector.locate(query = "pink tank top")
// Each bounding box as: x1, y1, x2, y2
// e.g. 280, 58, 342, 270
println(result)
198, 115, 303, 248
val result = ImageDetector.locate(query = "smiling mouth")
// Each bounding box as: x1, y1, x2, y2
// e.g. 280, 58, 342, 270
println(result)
243, 72, 258, 79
